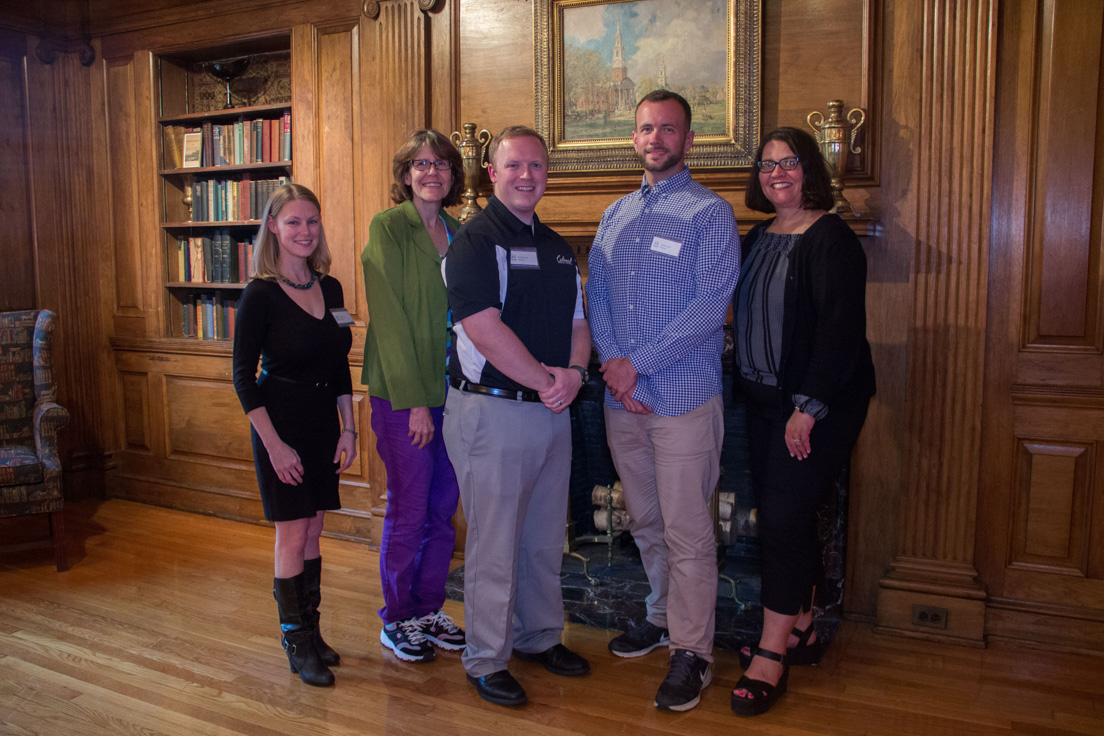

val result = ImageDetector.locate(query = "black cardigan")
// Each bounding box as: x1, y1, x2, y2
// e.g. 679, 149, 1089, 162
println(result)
735, 213, 876, 413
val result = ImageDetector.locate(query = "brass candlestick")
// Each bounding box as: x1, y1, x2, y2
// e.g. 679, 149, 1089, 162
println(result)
182, 175, 194, 218
450, 123, 491, 223
807, 100, 866, 216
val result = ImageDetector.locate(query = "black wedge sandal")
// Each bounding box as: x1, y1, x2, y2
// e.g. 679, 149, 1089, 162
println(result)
731, 647, 789, 717
738, 622, 823, 669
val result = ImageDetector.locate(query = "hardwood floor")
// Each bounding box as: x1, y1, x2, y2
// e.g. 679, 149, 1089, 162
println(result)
1, 500, 1102, 736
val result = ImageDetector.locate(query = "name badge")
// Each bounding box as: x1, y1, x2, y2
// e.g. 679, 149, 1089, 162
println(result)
510, 247, 540, 269
650, 236, 682, 258
330, 308, 354, 327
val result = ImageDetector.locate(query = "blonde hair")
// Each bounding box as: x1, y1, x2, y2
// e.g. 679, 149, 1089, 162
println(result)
251, 183, 331, 281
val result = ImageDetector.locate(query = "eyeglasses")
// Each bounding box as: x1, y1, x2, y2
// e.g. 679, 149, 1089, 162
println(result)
756, 156, 800, 173
410, 159, 452, 172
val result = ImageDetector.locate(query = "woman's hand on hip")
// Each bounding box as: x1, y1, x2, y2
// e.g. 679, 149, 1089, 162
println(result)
269, 440, 305, 485
785, 408, 816, 460
408, 406, 434, 449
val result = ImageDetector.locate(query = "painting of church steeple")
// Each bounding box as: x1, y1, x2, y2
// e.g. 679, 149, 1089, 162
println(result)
610, 20, 635, 112
560, 0, 732, 141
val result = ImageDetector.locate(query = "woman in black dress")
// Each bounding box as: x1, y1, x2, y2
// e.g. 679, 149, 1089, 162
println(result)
730, 128, 876, 716
232, 183, 357, 687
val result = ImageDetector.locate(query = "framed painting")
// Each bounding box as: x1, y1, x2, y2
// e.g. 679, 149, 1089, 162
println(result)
535, 0, 760, 173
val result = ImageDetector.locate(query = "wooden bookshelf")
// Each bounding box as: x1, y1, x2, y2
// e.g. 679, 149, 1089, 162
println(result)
156, 42, 292, 342
159, 102, 292, 125
160, 162, 291, 177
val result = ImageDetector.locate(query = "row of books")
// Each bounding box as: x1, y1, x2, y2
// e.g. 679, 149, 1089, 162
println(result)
176, 231, 254, 283
191, 176, 291, 223
163, 111, 292, 170
180, 294, 237, 340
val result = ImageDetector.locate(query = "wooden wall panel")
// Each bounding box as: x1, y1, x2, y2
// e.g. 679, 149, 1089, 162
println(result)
120, 371, 151, 452
876, 0, 996, 646
112, 345, 376, 541
1026, 0, 1103, 345
762, 0, 870, 175
163, 376, 253, 463
1013, 440, 1088, 570
0, 46, 36, 311
981, 0, 1104, 652
15, 38, 120, 495
106, 58, 144, 316
316, 24, 360, 320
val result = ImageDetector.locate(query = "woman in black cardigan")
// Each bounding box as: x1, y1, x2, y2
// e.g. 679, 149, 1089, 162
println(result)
730, 127, 876, 716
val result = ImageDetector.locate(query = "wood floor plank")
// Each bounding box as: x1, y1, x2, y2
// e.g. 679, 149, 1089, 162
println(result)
2, 499, 1104, 735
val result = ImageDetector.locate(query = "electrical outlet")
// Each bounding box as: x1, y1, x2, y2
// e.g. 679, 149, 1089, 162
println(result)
911, 605, 948, 629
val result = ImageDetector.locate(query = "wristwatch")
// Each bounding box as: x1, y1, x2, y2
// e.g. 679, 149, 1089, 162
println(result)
569, 364, 589, 383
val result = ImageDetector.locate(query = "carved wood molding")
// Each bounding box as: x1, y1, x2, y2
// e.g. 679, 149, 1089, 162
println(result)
34, 37, 95, 66
362, 0, 438, 20
880, 0, 998, 617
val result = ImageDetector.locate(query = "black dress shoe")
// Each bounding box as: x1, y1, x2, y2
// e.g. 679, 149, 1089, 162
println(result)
513, 643, 590, 676
466, 670, 528, 706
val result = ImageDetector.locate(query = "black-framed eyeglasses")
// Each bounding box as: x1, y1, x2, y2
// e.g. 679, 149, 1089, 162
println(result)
756, 156, 800, 173
410, 159, 452, 172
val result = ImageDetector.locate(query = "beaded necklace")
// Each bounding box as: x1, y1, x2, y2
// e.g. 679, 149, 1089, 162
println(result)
279, 270, 318, 290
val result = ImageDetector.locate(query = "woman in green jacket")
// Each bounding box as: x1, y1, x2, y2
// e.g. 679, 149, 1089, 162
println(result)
362, 130, 465, 664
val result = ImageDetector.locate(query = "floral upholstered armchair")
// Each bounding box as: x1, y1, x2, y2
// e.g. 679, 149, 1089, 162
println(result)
0, 310, 69, 571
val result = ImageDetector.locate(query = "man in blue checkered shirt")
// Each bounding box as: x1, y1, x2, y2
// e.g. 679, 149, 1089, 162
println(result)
586, 89, 740, 713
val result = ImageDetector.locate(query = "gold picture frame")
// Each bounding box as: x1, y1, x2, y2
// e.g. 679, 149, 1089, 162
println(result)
535, 0, 761, 173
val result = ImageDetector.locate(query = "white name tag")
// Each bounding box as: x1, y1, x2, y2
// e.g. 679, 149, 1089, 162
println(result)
650, 236, 682, 258
329, 308, 354, 327
510, 247, 540, 269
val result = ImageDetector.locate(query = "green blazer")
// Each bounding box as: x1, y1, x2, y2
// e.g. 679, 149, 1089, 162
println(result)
361, 199, 459, 410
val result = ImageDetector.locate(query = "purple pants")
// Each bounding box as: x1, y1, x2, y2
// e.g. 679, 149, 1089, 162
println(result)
370, 396, 460, 624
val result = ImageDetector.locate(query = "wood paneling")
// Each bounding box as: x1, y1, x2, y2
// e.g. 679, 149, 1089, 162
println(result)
119, 371, 151, 452
163, 376, 253, 462
762, 0, 872, 178
1027, 0, 1103, 344
112, 342, 377, 542
876, 0, 996, 645
106, 58, 144, 316
316, 22, 360, 316
980, 0, 1104, 653
1014, 440, 1087, 568
0, 44, 36, 311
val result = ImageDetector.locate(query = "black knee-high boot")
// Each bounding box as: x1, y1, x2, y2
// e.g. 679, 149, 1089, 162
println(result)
273, 573, 335, 687
302, 557, 340, 666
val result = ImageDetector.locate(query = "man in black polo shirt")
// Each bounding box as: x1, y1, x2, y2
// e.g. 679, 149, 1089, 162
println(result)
443, 125, 592, 707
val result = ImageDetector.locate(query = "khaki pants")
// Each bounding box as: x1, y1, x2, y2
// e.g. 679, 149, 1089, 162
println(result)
604, 395, 723, 660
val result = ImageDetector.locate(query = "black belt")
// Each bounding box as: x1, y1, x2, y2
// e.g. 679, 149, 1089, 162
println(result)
450, 376, 541, 403
261, 369, 330, 389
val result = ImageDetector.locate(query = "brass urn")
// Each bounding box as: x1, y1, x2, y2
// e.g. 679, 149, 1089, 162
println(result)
807, 100, 866, 216
450, 123, 492, 223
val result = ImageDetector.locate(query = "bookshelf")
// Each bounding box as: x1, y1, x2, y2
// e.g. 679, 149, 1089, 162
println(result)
156, 42, 292, 341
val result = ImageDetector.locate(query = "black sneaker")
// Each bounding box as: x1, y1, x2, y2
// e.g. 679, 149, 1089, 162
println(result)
416, 609, 466, 651
654, 648, 711, 712
608, 619, 670, 658
380, 618, 435, 663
